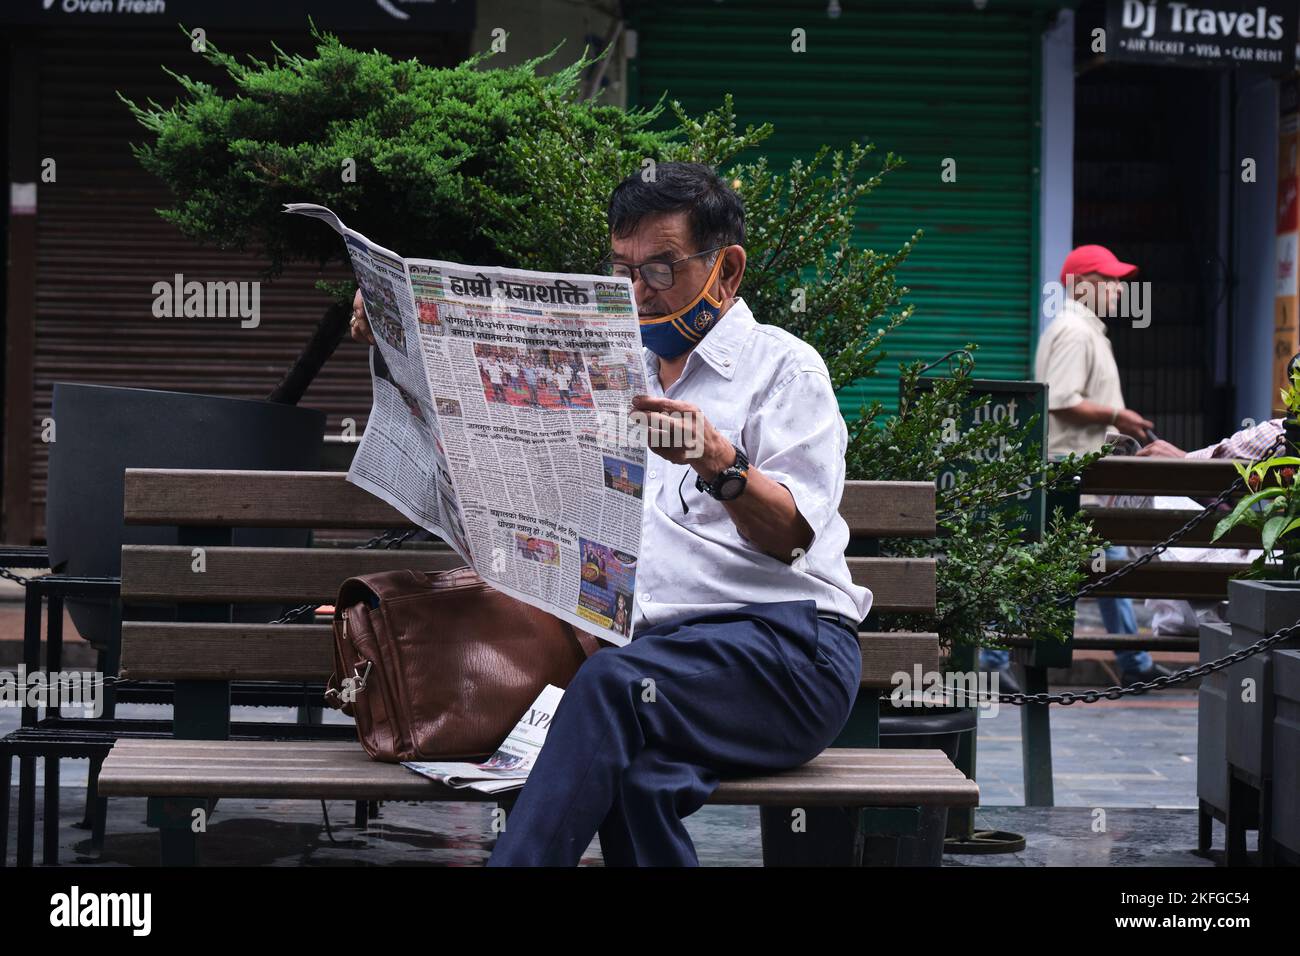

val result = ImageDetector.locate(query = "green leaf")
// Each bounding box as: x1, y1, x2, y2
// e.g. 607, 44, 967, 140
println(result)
1212, 488, 1285, 542
1263, 514, 1289, 552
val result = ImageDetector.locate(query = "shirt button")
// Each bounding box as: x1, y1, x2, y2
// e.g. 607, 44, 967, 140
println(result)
648, 470, 657, 479
723, 359, 731, 367
640, 593, 651, 603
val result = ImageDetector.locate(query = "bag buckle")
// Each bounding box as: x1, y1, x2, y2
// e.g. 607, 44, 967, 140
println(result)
324, 659, 372, 706
350, 660, 373, 693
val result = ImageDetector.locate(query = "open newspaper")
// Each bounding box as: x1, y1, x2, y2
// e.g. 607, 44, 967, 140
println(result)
402, 684, 563, 794
285, 204, 645, 646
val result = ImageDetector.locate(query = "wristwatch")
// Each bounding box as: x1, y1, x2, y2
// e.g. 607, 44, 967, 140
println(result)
696, 444, 750, 501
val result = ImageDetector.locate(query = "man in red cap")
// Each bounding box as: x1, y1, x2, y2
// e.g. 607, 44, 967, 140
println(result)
1021, 245, 1169, 686
1036, 244, 1154, 456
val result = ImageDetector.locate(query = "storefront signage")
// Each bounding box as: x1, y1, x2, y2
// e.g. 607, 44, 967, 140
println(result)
1106, 1, 1297, 73
1, 0, 475, 31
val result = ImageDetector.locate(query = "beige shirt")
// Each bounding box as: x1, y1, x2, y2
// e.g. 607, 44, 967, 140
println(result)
1034, 297, 1126, 458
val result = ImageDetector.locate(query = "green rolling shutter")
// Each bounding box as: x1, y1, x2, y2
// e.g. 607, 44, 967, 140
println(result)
629, 0, 1044, 417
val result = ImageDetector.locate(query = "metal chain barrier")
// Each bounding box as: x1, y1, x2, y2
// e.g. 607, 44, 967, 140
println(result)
940, 619, 1300, 707
1062, 431, 1285, 605
973, 432, 1294, 705
0, 566, 48, 588
268, 527, 421, 625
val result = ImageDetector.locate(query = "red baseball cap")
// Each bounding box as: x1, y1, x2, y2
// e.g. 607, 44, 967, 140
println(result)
1059, 244, 1138, 285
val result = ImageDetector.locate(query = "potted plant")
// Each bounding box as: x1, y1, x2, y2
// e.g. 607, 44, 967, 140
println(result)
1210, 365, 1300, 576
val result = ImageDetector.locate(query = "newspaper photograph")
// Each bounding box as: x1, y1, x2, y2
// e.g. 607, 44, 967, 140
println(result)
285, 203, 646, 645
402, 684, 564, 794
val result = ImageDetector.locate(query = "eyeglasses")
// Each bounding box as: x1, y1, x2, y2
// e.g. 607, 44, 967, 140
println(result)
601, 247, 725, 291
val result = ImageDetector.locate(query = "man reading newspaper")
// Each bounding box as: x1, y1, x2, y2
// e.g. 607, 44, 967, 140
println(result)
351, 162, 871, 866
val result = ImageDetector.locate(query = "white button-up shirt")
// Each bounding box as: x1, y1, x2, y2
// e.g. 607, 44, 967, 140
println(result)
633, 296, 873, 634
1034, 297, 1127, 458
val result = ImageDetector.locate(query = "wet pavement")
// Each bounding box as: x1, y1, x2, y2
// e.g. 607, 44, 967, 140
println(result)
3, 688, 1246, 867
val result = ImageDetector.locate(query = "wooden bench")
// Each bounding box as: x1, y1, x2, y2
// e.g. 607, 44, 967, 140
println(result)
1001, 456, 1250, 807
96, 468, 976, 866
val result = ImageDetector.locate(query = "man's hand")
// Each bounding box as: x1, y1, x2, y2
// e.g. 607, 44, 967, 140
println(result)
350, 289, 376, 346
1135, 438, 1187, 459
1114, 408, 1155, 440
630, 395, 734, 478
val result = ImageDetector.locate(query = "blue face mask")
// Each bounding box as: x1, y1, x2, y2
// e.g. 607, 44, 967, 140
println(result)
639, 253, 726, 359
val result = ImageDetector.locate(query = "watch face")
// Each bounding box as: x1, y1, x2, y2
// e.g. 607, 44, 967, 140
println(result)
718, 476, 746, 500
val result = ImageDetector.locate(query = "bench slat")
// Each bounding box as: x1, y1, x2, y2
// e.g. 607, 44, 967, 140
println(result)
123, 470, 936, 538
121, 547, 936, 614
120, 623, 334, 681
119, 622, 940, 688
1084, 561, 1246, 599
1079, 458, 1240, 497
120, 546, 465, 602
103, 738, 957, 762
97, 740, 977, 807
1085, 507, 1258, 547
124, 470, 409, 529
840, 481, 935, 537
858, 632, 938, 689
1000, 633, 1201, 652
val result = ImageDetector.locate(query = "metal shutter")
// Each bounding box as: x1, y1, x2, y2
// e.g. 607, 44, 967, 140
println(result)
629, 0, 1044, 416
26, 28, 465, 539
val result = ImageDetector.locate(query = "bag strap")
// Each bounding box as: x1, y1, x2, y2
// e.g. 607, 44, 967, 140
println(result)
335, 565, 607, 659
573, 629, 605, 658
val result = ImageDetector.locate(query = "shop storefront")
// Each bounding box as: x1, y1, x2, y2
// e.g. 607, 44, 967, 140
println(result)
0, 2, 475, 542
1069, 0, 1298, 451
629, 0, 1065, 416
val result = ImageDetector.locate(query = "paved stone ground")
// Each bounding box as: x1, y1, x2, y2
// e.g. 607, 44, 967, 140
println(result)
4, 689, 1249, 867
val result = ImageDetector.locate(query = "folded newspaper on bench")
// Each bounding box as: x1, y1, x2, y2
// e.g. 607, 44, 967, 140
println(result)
402, 684, 563, 793
285, 204, 646, 646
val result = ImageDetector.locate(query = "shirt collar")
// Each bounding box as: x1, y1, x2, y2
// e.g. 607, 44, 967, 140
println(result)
642, 297, 754, 383
1062, 296, 1107, 337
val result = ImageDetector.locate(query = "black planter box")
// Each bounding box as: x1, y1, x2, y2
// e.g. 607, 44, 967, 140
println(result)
1197, 621, 1234, 817
1225, 580, 1300, 782
45, 383, 326, 649
1272, 649, 1300, 858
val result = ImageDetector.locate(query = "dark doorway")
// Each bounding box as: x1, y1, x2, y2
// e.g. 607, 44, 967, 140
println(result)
1073, 61, 1230, 452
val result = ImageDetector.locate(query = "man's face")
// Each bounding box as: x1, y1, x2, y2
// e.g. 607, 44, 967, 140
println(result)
609, 210, 718, 320
1071, 271, 1124, 317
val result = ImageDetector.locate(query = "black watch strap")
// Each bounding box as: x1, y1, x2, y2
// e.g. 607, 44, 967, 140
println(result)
696, 444, 749, 499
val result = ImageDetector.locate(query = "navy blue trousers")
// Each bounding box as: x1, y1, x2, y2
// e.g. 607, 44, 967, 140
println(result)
486, 599, 862, 866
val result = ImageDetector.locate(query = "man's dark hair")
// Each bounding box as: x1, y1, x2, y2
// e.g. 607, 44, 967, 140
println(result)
608, 161, 745, 252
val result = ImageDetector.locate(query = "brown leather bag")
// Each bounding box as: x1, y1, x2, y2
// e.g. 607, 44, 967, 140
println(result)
325, 566, 602, 762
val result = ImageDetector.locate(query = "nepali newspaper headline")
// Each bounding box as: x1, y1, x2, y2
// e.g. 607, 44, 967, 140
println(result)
286, 204, 646, 645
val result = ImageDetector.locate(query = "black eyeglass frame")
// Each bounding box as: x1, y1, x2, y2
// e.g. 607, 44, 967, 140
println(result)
601, 246, 726, 291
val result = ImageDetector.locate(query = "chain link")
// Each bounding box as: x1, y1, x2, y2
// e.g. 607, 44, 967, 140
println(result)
0, 566, 48, 588
268, 527, 422, 625
970, 618, 1300, 706
1062, 432, 1285, 605
965, 432, 1294, 705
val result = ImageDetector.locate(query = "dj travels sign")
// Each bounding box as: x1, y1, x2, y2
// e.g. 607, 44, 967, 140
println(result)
1106, 0, 1297, 73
